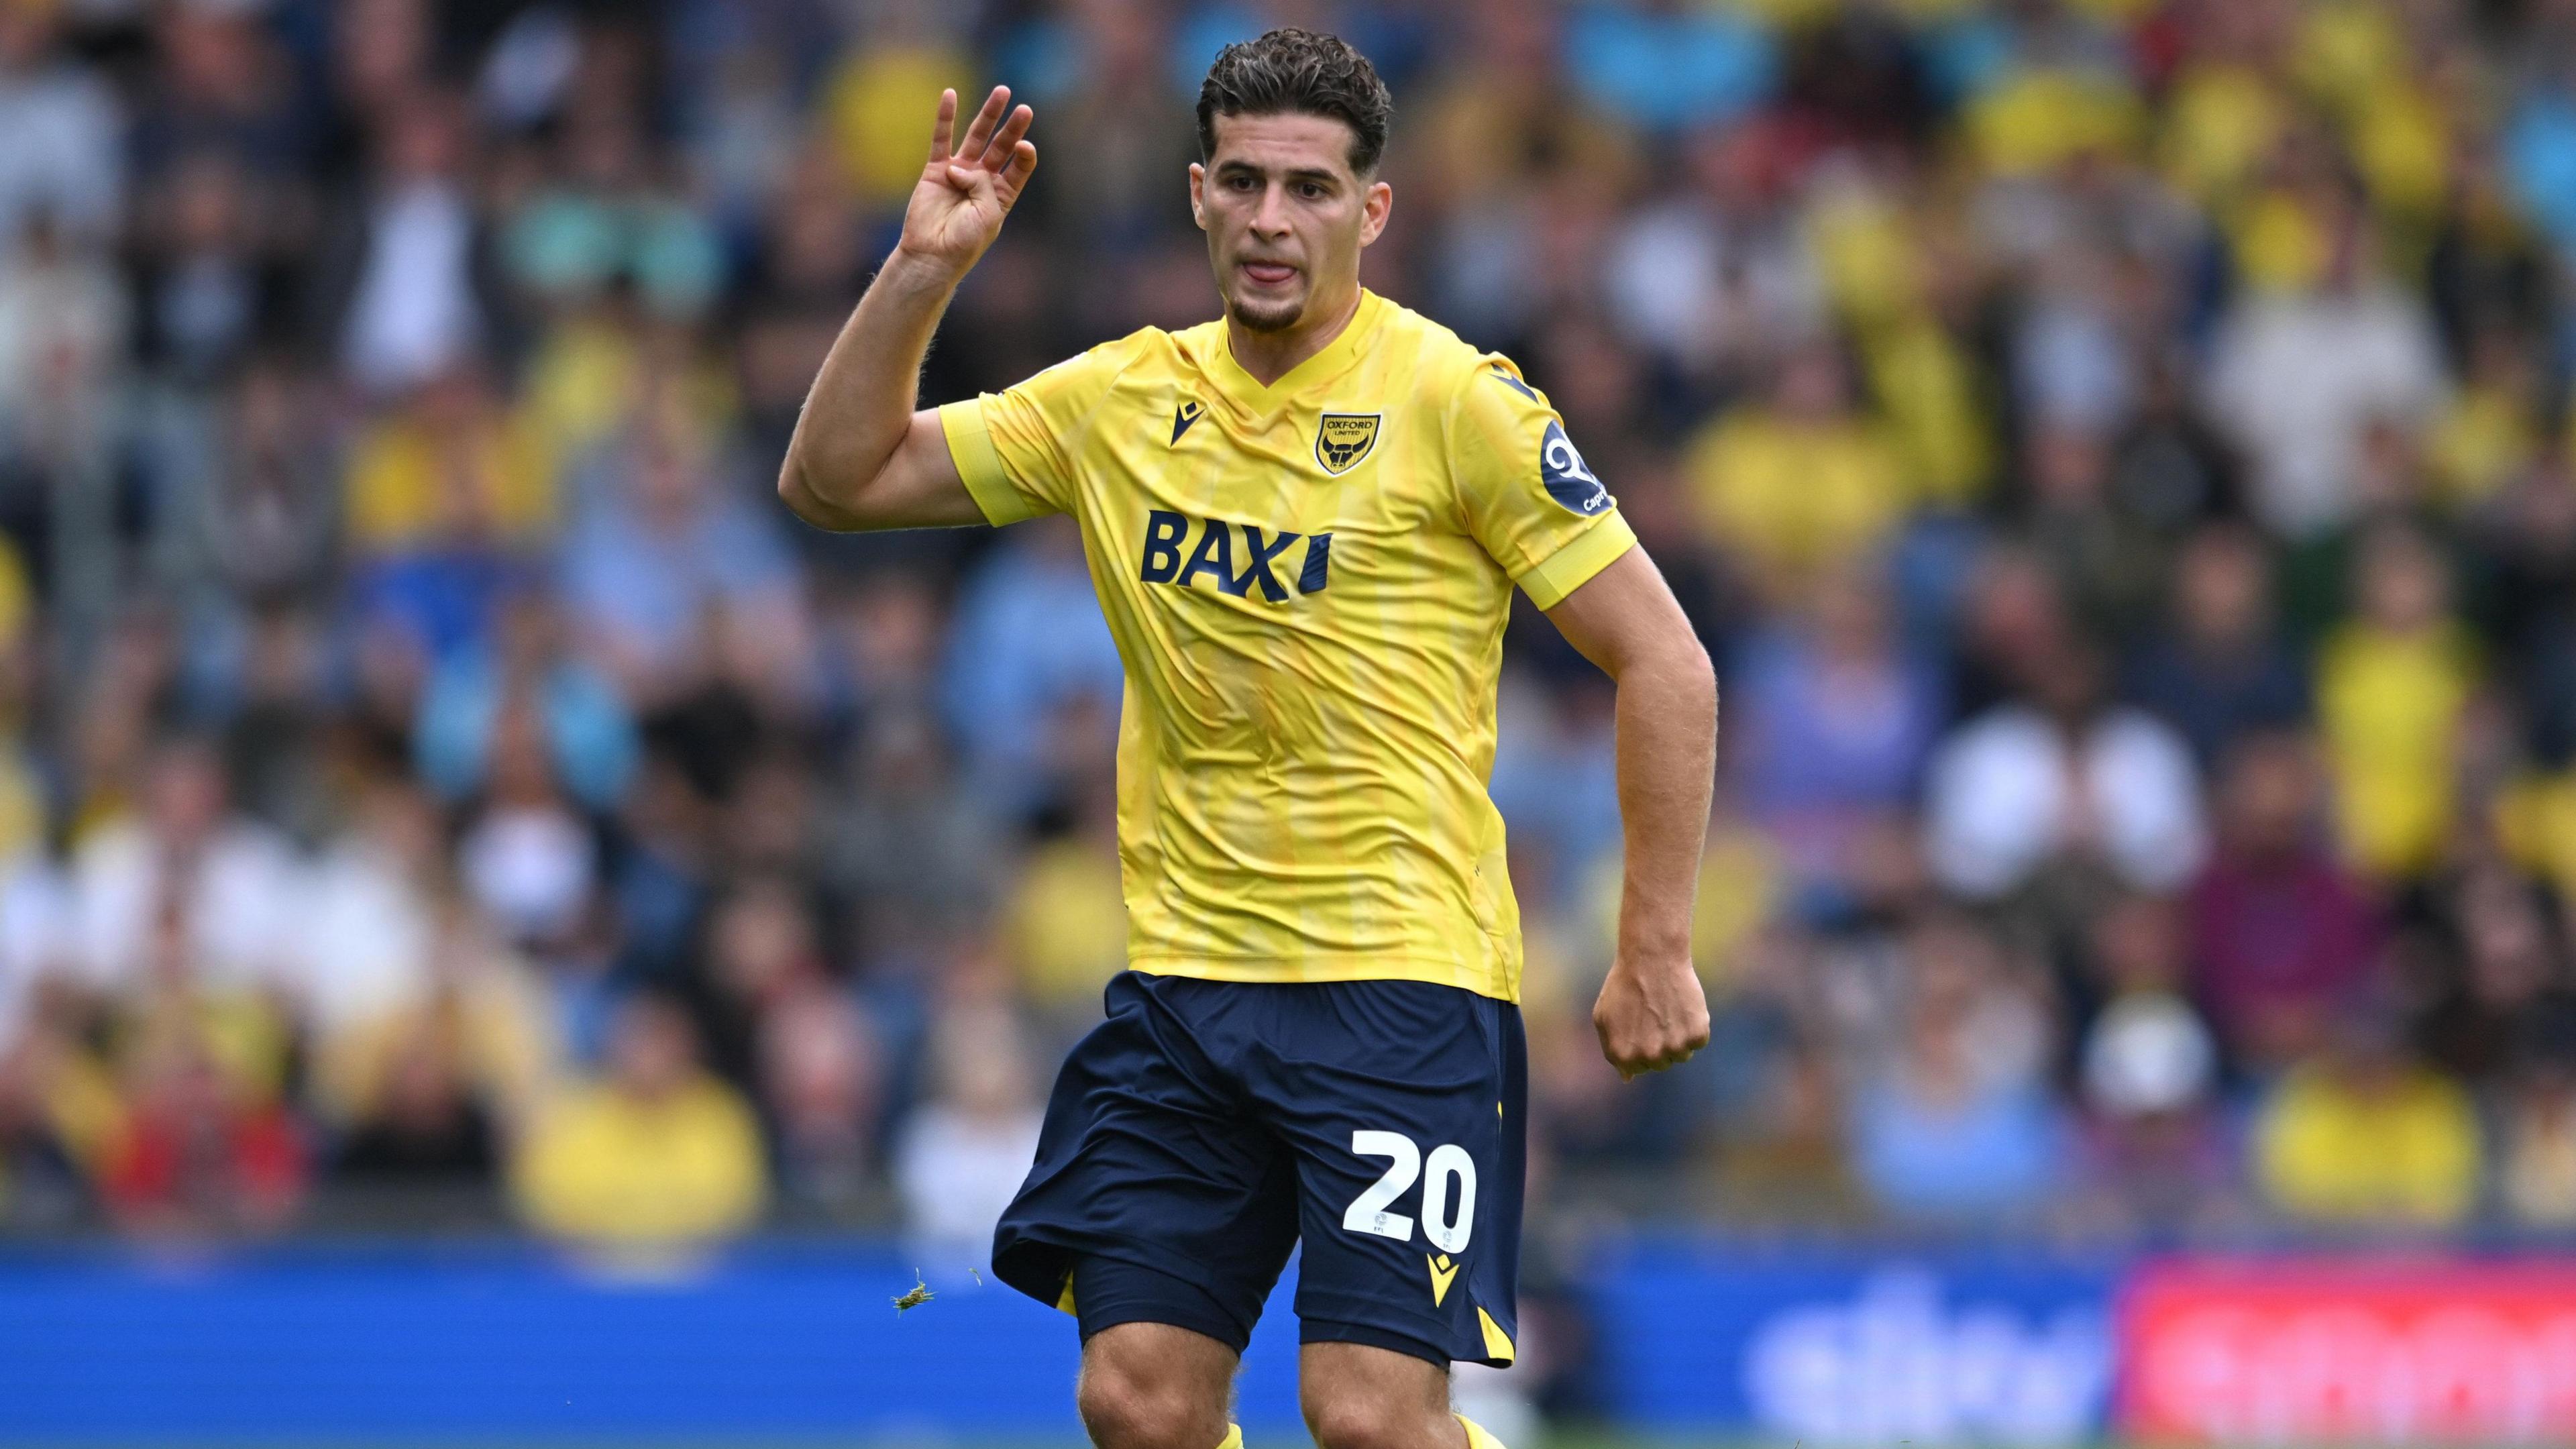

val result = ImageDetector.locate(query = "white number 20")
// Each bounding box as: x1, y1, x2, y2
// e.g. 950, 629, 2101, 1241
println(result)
1342, 1130, 1477, 1254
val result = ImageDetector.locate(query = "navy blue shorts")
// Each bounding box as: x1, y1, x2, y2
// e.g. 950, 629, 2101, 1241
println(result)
992, 971, 1525, 1367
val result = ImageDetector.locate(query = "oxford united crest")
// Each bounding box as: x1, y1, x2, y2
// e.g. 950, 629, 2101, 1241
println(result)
1315, 413, 1381, 474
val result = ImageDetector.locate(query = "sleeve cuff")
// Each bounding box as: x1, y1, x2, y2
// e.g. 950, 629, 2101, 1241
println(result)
938, 398, 1040, 527
1514, 510, 1638, 610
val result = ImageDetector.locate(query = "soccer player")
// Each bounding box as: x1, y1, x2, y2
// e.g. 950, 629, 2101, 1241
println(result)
779, 29, 1715, 1449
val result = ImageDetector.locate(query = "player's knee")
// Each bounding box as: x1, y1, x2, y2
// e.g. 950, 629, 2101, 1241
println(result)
1304, 1393, 1448, 1449
1076, 1359, 1224, 1449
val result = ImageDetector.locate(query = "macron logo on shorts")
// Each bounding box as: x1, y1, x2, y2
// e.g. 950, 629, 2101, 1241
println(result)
1428, 1253, 1459, 1305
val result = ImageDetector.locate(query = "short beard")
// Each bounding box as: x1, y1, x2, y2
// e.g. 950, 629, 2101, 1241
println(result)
1226, 291, 1304, 334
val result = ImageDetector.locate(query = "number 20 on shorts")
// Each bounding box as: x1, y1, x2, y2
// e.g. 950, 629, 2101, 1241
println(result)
1343, 1129, 1477, 1253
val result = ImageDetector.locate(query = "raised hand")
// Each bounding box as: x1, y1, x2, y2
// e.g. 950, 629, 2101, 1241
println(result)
897, 86, 1037, 277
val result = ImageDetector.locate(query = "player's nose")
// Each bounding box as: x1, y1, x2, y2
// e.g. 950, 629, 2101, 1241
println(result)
1249, 182, 1294, 235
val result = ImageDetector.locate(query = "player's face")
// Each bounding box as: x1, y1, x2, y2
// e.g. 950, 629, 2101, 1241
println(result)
1190, 112, 1391, 334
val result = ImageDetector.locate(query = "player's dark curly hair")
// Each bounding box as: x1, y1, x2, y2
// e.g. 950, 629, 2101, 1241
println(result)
1196, 28, 1392, 175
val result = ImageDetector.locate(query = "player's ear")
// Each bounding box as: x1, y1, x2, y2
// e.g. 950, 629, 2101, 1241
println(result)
1358, 178, 1391, 248
1189, 162, 1208, 230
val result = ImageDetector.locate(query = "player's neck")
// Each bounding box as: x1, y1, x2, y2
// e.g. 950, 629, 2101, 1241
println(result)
1225, 283, 1364, 387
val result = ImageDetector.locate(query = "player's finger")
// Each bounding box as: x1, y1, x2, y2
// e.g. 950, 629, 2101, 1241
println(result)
928, 89, 957, 163
959, 85, 1010, 166
996, 140, 1037, 205
981, 103, 1034, 168
1620, 1038, 1694, 1077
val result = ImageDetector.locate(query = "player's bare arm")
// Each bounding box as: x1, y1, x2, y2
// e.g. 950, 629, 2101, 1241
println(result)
1543, 546, 1718, 1079
777, 86, 1036, 531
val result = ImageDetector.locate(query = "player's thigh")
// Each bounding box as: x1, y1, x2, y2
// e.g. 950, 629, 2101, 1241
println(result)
1299, 1340, 1463, 1449
994, 972, 1299, 1344
1258, 981, 1528, 1368
1077, 1320, 1239, 1449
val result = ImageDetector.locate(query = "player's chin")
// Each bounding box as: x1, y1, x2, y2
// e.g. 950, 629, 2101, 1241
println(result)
1226, 289, 1307, 335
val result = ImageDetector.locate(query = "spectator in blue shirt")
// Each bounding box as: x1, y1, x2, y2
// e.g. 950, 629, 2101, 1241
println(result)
416, 586, 638, 814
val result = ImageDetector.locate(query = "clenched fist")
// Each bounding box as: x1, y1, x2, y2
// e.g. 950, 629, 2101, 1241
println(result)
1593, 954, 1711, 1081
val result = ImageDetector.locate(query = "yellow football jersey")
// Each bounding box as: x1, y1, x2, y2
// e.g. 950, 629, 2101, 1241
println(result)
938, 289, 1635, 1002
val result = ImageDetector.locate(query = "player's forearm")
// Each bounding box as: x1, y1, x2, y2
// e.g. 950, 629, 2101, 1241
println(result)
1609, 647, 1717, 968
779, 248, 963, 529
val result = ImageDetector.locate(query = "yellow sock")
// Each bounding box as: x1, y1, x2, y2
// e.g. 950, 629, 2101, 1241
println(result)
1215, 1425, 1242, 1449
1456, 1413, 1507, 1449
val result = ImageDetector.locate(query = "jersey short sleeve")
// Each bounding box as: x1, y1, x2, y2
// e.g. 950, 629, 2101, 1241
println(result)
1448, 357, 1638, 609
938, 339, 1136, 526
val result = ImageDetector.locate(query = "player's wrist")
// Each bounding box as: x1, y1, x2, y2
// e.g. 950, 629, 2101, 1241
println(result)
882, 241, 974, 294
1610, 931, 1695, 979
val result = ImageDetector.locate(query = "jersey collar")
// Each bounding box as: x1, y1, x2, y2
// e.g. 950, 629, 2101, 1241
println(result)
1206, 288, 1385, 416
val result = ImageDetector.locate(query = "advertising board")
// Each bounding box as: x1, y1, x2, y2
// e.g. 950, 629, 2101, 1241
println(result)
2119, 1258, 2576, 1445
1588, 1238, 2121, 1444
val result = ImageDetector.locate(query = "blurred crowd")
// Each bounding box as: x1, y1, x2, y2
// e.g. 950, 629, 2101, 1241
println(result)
4, 0, 2576, 1264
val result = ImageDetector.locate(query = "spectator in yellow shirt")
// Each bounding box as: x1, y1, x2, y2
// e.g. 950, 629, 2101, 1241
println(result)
2424, 327, 2540, 508
1684, 340, 1911, 597
1003, 784, 1127, 1034
2498, 1003, 2576, 1228
2254, 1000, 2481, 1228
819, 21, 971, 209
0, 534, 23, 648
512, 994, 765, 1254
2315, 521, 2479, 878
343, 367, 556, 555
0, 536, 36, 862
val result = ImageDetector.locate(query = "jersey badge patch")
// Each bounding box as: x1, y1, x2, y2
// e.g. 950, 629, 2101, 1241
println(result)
1315, 413, 1381, 474
1171, 398, 1204, 445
